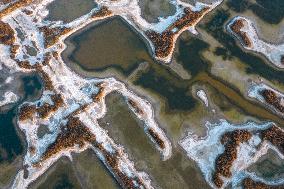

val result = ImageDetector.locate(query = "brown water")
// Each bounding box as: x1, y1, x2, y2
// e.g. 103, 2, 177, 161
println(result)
194, 73, 284, 125
63, 17, 154, 75
61, 13, 284, 189
72, 150, 120, 189
98, 92, 211, 189
30, 157, 82, 189
45, 0, 96, 23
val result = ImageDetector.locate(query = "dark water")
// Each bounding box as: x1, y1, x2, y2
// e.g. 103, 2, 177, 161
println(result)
201, 9, 284, 83
134, 64, 197, 111
0, 74, 42, 163
64, 16, 153, 76
176, 37, 210, 77
226, 0, 284, 24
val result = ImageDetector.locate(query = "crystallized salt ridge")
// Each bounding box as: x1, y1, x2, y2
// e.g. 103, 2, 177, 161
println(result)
227, 16, 284, 69
248, 82, 284, 117
197, 89, 209, 107
179, 119, 284, 189
0, 91, 18, 107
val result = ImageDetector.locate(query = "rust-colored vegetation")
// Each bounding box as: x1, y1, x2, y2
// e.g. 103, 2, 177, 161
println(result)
230, 19, 252, 47
38, 69, 54, 91
261, 89, 284, 113
146, 7, 209, 59
243, 177, 284, 189
261, 125, 284, 154
92, 142, 145, 189
148, 128, 165, 149
40, 26, 71, 48
0, 21, 15, 45
42, 52, 52, 66
37, 94, 64, 119
0, 0, 33, 18
213, 130, 252, 188
168, 7, 209, 31
40, 117, 95, 161
10, 44, 19, 59
146, 30, 174, 58
18, 104, 37, 121
128, 99, 144, 115
92, 87, 105, 102
39, 116, 145, 188
92, 6, 112, 18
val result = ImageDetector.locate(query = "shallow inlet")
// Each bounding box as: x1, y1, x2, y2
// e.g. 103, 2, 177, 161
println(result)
138, 0, 176, 23
45, 0, 97, 23
63, 16, 154, 76
0, 74, 42, 163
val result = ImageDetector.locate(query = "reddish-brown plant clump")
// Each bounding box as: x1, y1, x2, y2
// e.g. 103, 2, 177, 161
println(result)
37, 94, 64, 119
18, 104, 37, 121
38, 70, 54, 91
230, 19, 252, 47
92, 87, 105, 102
10, 44, 20, 59
39, 26, 71, 48
261, 89, 284, 113
52, 51, 59, 60
22, 8, 33, 15
128, 99, 144, 115
1, 0, 14, 4
168, 7, 209, 31
261, 125, 284, 154
0, 0, 33, 18
213, 130, 252, 188
40, 117, 96, 161
42, 52, 52, 66
0, 21, 15, 45
92, 142, 145, 189
92, 6, 112, 18
243, 177, 284, 189
146, 7, 209, 59
146, 30, 174, 58
16, 60, 34, 69
148, 128, 165, 149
